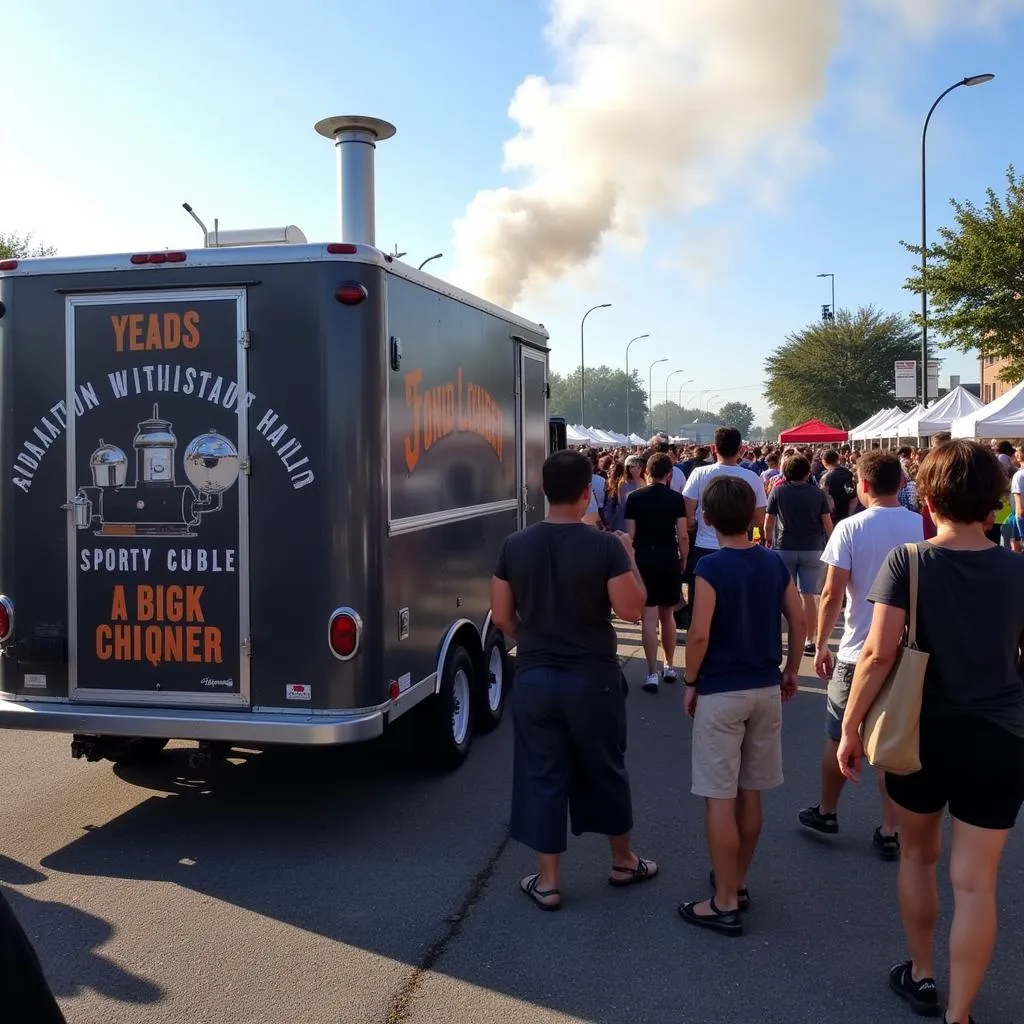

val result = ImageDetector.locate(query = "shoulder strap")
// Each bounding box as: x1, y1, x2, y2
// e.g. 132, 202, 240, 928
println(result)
905, 542, 920, 647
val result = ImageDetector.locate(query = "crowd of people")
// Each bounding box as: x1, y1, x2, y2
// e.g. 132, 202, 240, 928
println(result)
492, 426, 1024, 1024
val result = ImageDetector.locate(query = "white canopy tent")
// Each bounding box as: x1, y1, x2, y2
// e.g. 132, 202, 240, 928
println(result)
566, 424, 594, 445
629, 433, 647, 445
852, 407, 903, 441
917, 386, 983, 435
951, 380, 1024, 439
848, 409, 889, 438
883, 404, 926, 439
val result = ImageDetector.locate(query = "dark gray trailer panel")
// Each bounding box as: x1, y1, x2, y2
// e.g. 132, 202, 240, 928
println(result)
0, 246, 549, 758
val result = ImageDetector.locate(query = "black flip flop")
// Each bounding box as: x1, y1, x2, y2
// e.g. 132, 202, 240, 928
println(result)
520, 873, 561, 911
678, 897, 743, 936
709, 869, 750, 911
609, 856, 659, 887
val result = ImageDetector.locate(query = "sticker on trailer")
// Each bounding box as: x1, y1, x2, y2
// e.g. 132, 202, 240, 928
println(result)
398, 672, 412, 693
286, 684, 311, 701
23, 674, 47, 689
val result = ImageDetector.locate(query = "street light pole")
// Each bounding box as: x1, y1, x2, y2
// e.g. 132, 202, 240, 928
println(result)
816, 273, 835, 321
677, 380, 694, 408
624, 333, 650, 436
920, 73, 994, 407
417, 253, 443, 271
665, 369, 686, 433
580, 303, 612, 423
648, 358, 668, 435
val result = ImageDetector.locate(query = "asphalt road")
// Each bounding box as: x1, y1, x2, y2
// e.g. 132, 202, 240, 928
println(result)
3, 625, 1022, 1024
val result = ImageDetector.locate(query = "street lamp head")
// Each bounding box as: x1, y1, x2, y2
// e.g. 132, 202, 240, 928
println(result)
964, 73, 995, 87
816, 272, 832, 278
598, 303, 612, 309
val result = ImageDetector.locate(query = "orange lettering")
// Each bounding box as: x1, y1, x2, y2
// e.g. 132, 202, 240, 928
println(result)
96, 624, 112, 660
204, 627, 223, 663
137, 585, 154, 621
145, 313, 162, 350
163, 312, 181, 350
186, 626, 203, 662
182, 310, 200, 349
110, 585, 128, 621
128, 314, 144, 350
111, 315, 129, 353
404, 369, 423, 472
184, 585, 205, 622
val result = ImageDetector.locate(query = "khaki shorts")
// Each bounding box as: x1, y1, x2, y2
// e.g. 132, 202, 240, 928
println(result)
691, 687, 784, 799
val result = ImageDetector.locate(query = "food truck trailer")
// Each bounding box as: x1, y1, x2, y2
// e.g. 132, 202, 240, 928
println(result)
0, 115, 560, 770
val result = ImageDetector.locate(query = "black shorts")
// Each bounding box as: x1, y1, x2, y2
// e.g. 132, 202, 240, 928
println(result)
635, 549, 681, 608
885, 714, 1024, 831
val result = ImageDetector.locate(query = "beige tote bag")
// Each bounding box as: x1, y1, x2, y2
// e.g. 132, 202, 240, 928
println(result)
860, 542, 929, 776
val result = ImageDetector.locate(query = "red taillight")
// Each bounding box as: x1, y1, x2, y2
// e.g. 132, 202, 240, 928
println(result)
328, 608, 362, 660
0, 260, 17, 271
327, 243, 358, 254
130, 252, 187, 265
0, 596, 13, 643
335, 282, 368, 306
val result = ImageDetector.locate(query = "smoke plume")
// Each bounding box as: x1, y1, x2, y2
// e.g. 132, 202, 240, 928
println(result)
450, 0, 841, 307
450, 0, 1024, 309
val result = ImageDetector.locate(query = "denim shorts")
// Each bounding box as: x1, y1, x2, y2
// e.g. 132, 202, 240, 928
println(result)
777, 548, 825, 595
825, 660, 856, 741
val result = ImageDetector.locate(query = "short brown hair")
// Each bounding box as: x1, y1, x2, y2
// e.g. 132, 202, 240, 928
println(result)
782, 455, 811, 482
856, 450, 902, 497
916, 439, 1007, 524
823, 449, 839, 466
647, 453, 673, 481
702, 476, 756, 536
930, 431, 951, 447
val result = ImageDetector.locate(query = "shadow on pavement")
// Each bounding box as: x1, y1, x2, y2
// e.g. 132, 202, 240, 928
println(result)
2, 865, 163, 1006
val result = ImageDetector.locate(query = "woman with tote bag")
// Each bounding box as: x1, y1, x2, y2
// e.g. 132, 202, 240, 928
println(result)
837, 440, 1024, 1024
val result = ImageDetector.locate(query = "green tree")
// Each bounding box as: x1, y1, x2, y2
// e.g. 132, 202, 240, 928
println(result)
717, 401, 755, 436
764, 408, 791, 440
764, 306, 921, 429
548, 365, 648, 434
902, 166, 1024, 382
0, 232, 55, 259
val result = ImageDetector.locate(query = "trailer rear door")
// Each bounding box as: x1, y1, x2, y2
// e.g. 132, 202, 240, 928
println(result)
65, 289, 250, 707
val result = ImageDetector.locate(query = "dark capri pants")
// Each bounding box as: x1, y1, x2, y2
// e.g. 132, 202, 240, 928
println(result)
510, 665, 633, 854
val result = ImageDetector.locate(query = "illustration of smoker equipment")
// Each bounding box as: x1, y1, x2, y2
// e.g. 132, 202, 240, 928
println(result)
66, 404, 241, 538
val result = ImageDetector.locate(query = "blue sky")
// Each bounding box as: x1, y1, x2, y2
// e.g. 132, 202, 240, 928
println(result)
4, 0, 1023, 428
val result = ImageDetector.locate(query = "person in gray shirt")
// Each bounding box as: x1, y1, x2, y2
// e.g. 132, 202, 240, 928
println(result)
838, 440, 1024, 1024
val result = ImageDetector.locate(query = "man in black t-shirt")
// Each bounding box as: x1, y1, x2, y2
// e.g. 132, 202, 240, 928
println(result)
625, 453, 688, 693
820, 449, 855, 522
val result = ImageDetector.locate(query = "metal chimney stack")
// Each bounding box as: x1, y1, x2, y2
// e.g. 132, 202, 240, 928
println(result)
314, 115, 396, 247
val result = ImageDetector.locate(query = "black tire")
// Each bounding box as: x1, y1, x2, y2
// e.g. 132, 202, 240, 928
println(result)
475, 629, 508, 734
422, 645, 475, 771
104, 737, 169, 764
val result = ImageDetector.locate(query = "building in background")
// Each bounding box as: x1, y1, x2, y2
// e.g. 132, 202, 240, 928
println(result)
980, 355, 1017, 403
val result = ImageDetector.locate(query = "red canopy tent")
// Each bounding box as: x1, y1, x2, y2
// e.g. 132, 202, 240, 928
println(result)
778, 418, 848, 444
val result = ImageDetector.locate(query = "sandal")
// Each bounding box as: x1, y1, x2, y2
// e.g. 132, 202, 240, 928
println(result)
709, 869, 750, 911
520, 873, 561, 911
678, 897, 743, 936
609, 856, 659, 887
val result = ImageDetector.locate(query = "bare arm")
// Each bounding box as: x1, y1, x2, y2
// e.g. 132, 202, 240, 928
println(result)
489, 577, 518, 642
763, 513, 776, 547
781, 580, 806, 674
841, 603, 907, 737
752, 505, 766, 531
675, 516, 689, 568
684, 496, 698, 533
684, 577, 715, 681
816, 565, 849, 650
608, 565, 646, 622
1015, 493, 1024, 518
821, 514, 834, 541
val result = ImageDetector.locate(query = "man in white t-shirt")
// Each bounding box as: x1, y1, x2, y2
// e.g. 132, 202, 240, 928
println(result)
799, 450, 923, 859
682, 427, 767, 558
680, 427, 766, 624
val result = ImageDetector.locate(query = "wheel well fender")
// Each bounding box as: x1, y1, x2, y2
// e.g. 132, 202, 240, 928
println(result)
435, 619, 483, 695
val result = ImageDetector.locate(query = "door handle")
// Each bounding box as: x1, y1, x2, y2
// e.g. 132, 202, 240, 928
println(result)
62, 494, 92, 529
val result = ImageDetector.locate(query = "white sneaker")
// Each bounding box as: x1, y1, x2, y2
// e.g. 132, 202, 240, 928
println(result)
642, 673, 659, 693
663, 666, 678, 683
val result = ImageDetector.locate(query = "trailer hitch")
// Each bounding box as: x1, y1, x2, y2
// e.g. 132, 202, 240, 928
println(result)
71, 734, 106, 762
188, 741, 231, 770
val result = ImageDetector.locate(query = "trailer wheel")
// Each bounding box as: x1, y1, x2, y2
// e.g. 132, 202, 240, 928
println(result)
475, 629, 508, 733
424, 644, 475, 770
